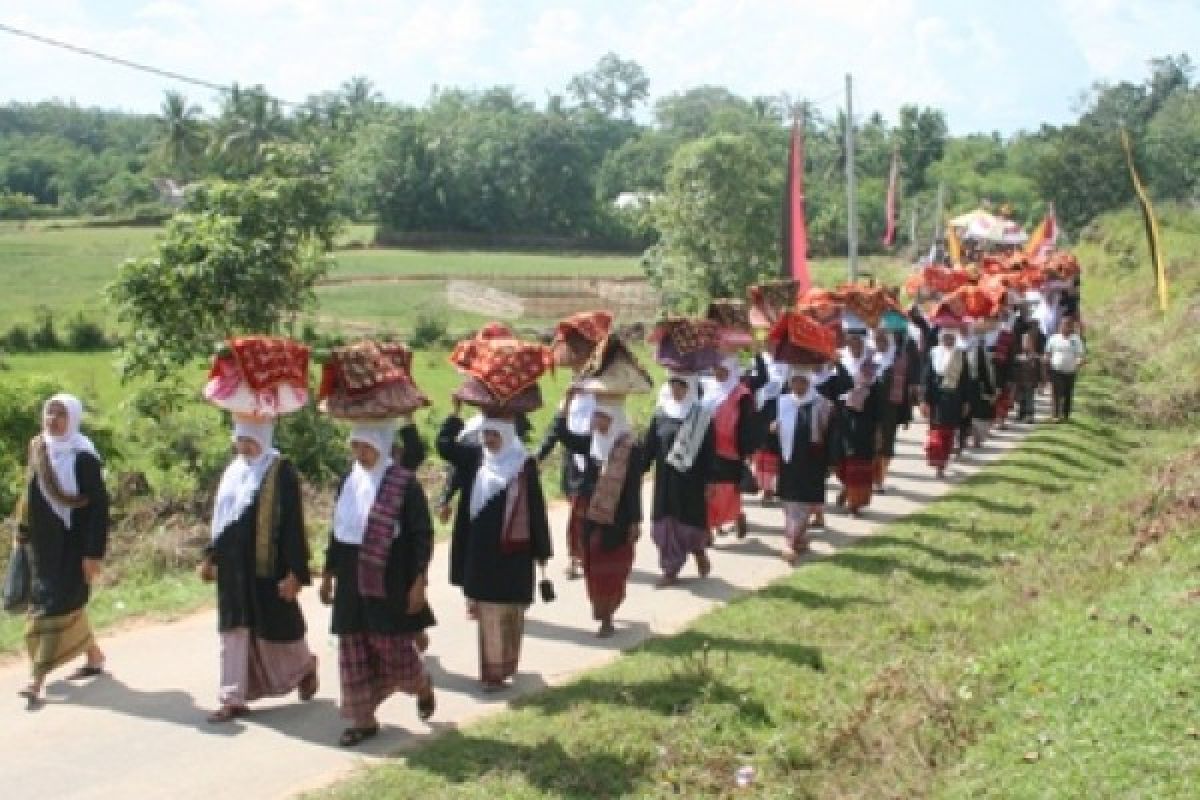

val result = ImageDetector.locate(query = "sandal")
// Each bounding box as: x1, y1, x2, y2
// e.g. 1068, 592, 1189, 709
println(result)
206, 705, 249, 724
338, 725, 380, 747
417, 689, 436, 721
17, 684, 41, 701
298, 667, 319, 702
66, 664, 105, 681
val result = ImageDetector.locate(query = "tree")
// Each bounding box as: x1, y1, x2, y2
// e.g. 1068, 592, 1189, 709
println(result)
894, 105, 947, 194
1144, 88, 1200, 201
567, 53, 649, 120
109, 143, 339, 380
654, 86, 755, 139
644, 133, 780, 309
157, 90, 206, 178
211, 84, 289, 178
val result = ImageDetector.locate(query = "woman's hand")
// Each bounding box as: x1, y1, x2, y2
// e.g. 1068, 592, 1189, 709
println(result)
318, 575, 335, 606
406, 575, 428, 614
197, 559, 216, 583
920, 403, 930, 419
277, 572, 301, 603
82, 558, 103, 585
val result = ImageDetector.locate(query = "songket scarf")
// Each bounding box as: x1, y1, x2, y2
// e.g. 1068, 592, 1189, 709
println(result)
358, 463, 414, 598
586, 432, 635, 527
665, 404, 712, 473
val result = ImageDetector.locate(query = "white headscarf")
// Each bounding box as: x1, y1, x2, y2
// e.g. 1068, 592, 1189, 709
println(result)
755, 350, 789, 410
931, 333, 960, 376
333, 421, 397, 545
210, 419, 279, 541
565, 388, 596, 472
839, 341, 874, 380
590, 402, 631, 463
872, 332, 897, 372
469, 418, 528, 519
457, 413, 486, 444
701, 355, 742, 412
656, 372, 699, 420
776, 370, 821, 463
40, 393, 100, 529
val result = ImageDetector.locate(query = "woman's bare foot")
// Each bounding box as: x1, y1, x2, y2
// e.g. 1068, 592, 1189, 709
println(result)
17, 679, 43, 702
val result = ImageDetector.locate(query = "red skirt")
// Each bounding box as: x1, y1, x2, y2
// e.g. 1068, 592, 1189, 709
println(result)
871, 455, 888, 487
926, 425, 955, 468
993, 386, 1014, 422
566, 495, 586, 560
583, 534, 635, 621
752, 450, 780, 493
706, 482, 742, 528
836, 457, 874, 510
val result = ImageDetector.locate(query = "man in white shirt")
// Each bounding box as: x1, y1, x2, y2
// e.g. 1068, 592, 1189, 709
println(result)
1043, 317, 1085, 421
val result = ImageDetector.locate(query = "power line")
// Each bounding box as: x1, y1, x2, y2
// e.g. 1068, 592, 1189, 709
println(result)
0, 21, 301, 107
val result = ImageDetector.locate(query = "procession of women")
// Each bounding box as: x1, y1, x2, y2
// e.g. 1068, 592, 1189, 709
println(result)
7, 241, 1085, 748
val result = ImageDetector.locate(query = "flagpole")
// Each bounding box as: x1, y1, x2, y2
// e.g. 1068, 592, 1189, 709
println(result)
845, 73, 858, 282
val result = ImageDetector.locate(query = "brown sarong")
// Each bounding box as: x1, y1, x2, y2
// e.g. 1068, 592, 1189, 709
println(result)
26, 609, 94, 679
476, 602, 525, 684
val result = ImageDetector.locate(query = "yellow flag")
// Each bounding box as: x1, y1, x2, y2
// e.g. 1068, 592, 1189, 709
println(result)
1120, 128, 1169, 312
945, 217, 964, 266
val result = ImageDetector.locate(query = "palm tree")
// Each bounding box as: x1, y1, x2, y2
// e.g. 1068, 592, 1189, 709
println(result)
157, 90, 206, 178
211, 84, 288, 177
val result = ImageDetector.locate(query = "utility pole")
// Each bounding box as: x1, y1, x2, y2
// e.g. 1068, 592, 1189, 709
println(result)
908, 201, 919, 257
845, 73, 858, 282
932, 182, 945, 258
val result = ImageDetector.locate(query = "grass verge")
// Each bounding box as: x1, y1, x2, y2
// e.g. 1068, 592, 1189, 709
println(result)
312, 377, 1200, 799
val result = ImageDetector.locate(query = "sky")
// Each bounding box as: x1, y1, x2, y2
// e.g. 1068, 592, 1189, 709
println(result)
2, 0, 1198, 134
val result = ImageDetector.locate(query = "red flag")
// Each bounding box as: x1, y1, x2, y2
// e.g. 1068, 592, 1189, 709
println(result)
882, 148, 899, 247
781, 120, 811, 291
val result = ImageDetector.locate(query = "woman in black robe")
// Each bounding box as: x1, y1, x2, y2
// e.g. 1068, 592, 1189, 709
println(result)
769, 370, 835, 562
320, 420, 436, 746
871, 329, 921, 493
642, 373, 715, 587
200, 417, 316, 724
438, 404, 552, 692
922, 329, 969, 478
14, 393, 109, 705
550, 394, 643, 637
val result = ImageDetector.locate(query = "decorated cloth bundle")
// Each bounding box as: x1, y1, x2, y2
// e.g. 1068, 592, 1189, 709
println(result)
572, 334, 654, 395
449, 334, 554, 414
903, 265, 974, 301
551, 310, 613, 369
204, 335, 310, 417
766, 310, 838, 367
318, 340, 429, 420
836, 284, 899, 329
647, 316, 722, 373
705, 299, 755, 351
747, 280, 800, 329
795, 287, 843, 325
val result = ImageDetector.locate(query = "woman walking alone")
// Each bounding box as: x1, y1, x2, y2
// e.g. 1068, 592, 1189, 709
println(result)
13, 393, 109, 706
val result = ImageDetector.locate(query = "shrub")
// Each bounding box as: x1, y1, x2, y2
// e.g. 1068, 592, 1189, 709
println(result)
410, 313, 449, 350
2, 325, 33, 353
65, 314, 111, 352
30, 308, 60, 351
274, 406, 348, 485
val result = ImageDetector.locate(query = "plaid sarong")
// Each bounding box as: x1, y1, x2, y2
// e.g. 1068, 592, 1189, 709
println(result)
358, 464, 413, 599
338, 632, 426, 721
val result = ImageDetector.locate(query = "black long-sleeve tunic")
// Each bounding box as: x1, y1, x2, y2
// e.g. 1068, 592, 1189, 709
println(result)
830, 382, 881, 462
770, 403, 831, 504
438, 416, 553, 605
923, 352, 968, 427
208, 459, 310, 642
325, 475, 436, 636
963, 344, 996, 421
439, 414, 530, 509
640, 412, 713, 530
21, 451, 109, 618
552, 415, 644, 551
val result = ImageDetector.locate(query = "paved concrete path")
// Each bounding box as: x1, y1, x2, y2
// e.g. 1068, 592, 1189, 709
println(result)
0, 418, 1030, 799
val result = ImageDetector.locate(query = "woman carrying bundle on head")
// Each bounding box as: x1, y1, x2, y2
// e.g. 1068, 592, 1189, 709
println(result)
748, 350, 789, 503
321, 419, 436, 747
701, 355, 759, 540
769, 369, 835, 562
12, 393, 110, 706
200, 416, 317, 724
642, 373, 714, 587
922, 327, 968, 479
439, 402, 552, 692
870, 327, 920, 494
550, 391, 643, 637
830, 328, 878, 515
